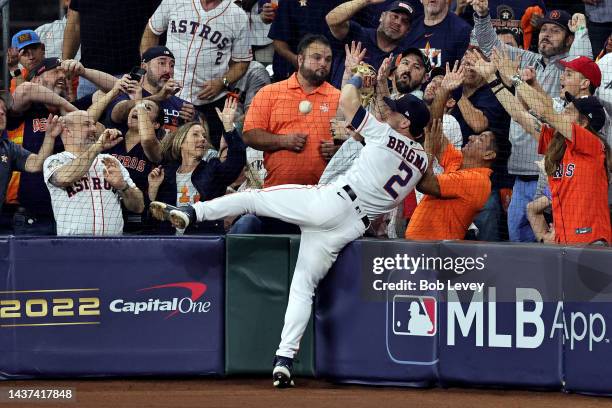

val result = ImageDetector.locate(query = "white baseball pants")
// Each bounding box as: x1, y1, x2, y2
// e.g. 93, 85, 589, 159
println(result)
192, 184, 368, 359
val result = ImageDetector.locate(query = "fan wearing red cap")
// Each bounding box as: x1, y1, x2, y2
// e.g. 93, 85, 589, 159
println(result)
559, 56, 602, 100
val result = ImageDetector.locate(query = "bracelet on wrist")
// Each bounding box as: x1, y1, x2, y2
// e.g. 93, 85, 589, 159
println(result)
487, 78, 502, 89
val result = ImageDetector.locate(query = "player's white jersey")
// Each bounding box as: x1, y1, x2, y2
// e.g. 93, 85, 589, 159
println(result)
44, 153, 136, 236
149, 0, 252, 105
334, 110, 428, 220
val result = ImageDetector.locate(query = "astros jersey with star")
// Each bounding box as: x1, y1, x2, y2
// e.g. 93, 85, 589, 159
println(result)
404, 12, 471, 68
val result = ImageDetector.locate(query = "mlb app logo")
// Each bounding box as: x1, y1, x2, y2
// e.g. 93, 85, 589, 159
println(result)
392, 295, 436, 336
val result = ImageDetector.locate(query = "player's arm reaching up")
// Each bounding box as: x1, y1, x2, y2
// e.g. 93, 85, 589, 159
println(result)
49, 127, 123, 187
339, 71, 371, 125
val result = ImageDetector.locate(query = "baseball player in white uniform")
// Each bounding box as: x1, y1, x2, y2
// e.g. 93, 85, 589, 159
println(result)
44, 111, 145, 235
150, 74, 431, 388
143, 0, 252, 106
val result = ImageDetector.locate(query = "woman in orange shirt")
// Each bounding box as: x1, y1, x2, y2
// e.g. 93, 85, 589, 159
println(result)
474, 51, 611, 245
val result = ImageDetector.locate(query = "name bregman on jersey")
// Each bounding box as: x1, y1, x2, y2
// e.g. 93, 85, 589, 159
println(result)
386, 135, 427, 174
169, 20, 230, 50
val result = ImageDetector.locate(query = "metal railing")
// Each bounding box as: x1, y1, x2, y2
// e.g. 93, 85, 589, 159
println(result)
1, 0, 9, 90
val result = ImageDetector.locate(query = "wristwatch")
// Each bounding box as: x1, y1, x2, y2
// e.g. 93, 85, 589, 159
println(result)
222, 77, 230, 89
511, 73, 523, 88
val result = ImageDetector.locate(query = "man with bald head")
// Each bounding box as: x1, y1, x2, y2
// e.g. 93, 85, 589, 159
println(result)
44, 111, 144, 235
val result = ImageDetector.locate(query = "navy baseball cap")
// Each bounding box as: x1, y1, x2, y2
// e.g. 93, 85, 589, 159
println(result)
11, 29, 42, 51
540, 10, 572, 34
387, 1, 414, 18
142, 46, 175, 63
27, 58, 62, 81
565, 93, 606, 133
383, 94, 431, 138
391, 48, 432, 73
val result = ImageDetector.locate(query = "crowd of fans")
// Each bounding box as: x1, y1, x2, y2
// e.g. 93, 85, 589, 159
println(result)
1, 0, 611, 245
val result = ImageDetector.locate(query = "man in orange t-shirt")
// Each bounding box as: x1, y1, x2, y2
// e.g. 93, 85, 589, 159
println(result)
233, 34, 340, 234
406, 123, 497, 240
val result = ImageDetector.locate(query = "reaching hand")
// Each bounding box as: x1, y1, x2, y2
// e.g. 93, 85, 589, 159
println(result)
440, 61, 464, 92
45, 114, 64, 139
61, 59, 85, 78
492, 48, 521, 85
568, 13, 586, 33
344, 41, 367, 73
470, 50, 496, 81
214, 96, 238, 130
102, 157, 128, 191
97, 128, 123, 150
148, 166, 165, 189
377, 54, 393, 85
467, 0, 489, 17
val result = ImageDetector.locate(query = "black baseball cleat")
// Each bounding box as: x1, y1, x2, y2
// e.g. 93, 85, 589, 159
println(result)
149, 201, 197, 229
272, 355, 295, 388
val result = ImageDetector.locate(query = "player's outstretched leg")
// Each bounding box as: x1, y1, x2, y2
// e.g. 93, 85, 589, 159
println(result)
149, 202, 197, 229
272, 355, 295, 388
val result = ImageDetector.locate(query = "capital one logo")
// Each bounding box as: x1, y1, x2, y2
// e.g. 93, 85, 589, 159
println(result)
392, 295, 437, 336
109, 281, 210, 319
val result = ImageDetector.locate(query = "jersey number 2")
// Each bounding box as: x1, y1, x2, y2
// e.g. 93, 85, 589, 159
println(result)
383, 162, 413, 199
215, 52, 223, 65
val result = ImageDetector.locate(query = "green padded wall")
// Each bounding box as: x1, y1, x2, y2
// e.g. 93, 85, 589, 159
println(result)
225, 235, 314, 376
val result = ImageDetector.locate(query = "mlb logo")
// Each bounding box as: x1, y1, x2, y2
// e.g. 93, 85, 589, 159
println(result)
392, 295, 436, 336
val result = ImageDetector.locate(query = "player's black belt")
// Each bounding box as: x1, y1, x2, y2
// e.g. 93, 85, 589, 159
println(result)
342, 185, 370, 229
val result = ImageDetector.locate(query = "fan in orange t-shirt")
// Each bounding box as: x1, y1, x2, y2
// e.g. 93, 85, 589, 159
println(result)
475, 49, 611, 245
406, 120, 497, 240
406, 63, 497, 241
536, 94, 611, 245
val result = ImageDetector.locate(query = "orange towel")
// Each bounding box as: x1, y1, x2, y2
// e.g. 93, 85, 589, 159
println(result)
520, 6, 544, 50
